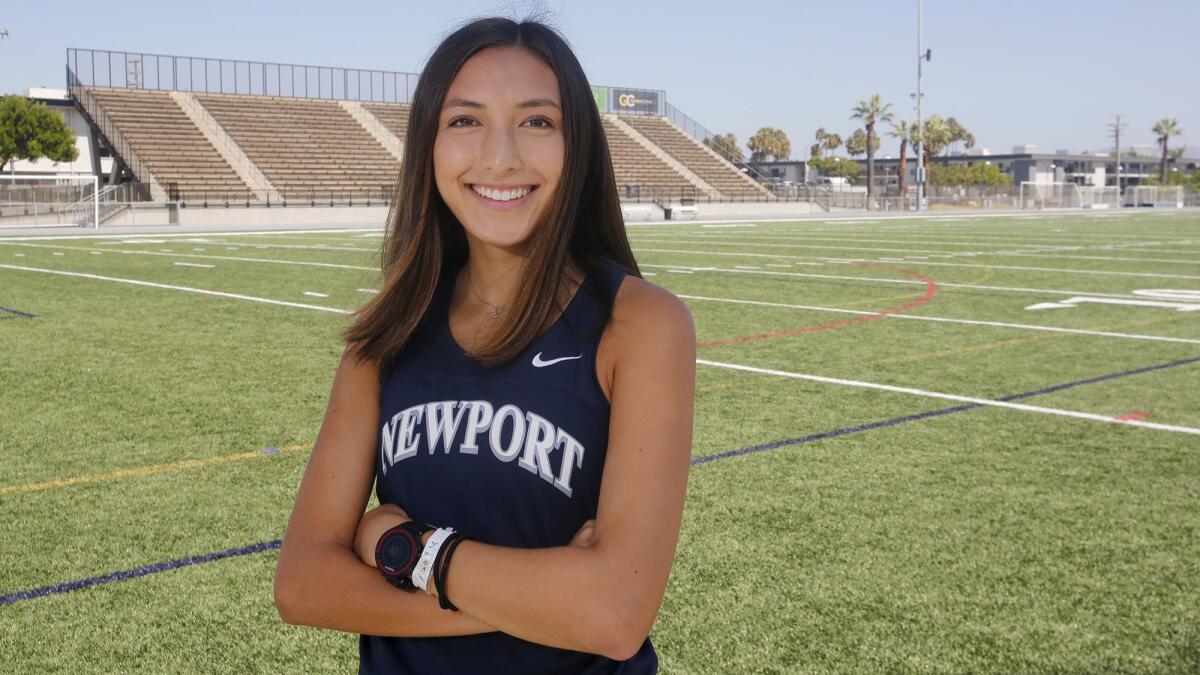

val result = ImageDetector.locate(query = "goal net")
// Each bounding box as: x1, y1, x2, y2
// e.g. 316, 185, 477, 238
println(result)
1019, 182, 1082, 209
1124, 185, 1183, 208
0, 175, 99, 228
1078, 186, 1120, 209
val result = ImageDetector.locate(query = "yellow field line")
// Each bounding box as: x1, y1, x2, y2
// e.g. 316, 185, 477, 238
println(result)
837, 266, 994, 308
0, 443, 311, 496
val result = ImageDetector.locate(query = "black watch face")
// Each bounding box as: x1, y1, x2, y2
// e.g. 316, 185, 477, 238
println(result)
379, 529, 419, 574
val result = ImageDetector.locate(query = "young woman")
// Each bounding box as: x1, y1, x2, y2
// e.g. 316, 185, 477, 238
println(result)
274, 17, 695, 674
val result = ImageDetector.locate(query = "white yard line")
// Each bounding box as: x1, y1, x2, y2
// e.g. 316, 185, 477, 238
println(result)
303, 291, 329, 298
0, 227, 384, 242
677, 293, 1200, 346
7, 258, 1193, 435
634, 246, 1200, 281
0, 242, 376, 271
630, 230, 1190, 248
174, 262, 215, 269
357, 288, 379, 293
198, 240, 374, 253
639, 263, 1150, 299
0, 264, 350, 314
696, 359, 1200, 436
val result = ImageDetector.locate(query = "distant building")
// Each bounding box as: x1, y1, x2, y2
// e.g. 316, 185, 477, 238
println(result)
751, 151, 1198, 188
3, 88, 112, 177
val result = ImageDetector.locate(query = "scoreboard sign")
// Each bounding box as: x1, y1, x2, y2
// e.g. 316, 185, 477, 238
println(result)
610, 88, 660, 114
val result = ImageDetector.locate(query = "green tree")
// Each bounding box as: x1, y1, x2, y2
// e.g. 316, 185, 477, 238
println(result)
889, 119, 914, 195
851, 94, 894, 209
704, 132, 744, 162
1151, 117, 1183, 183
929, 162, 1011, 186
748, 127, 790, 162
0, 95, 78, 171
807, 156, 860, 182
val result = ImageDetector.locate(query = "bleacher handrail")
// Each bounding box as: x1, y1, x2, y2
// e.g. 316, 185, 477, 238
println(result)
664, 102, 770, 184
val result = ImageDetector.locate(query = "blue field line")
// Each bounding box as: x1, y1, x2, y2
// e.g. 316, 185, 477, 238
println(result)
0, 540, 281, 606
3, 355, 1197, 606
0, 305, 36, 318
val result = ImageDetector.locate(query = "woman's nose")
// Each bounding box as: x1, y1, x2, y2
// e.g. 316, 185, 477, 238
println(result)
481, 125, 522, 173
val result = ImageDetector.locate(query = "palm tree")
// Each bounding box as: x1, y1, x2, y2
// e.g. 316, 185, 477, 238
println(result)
889, 120, 913, 196
1152, 118, 1183, 183
921, 116, 950, 184
851, 94, 894, 209
814, 127, 829, 157
944, 117, 976, 155
824, 132, 843, 157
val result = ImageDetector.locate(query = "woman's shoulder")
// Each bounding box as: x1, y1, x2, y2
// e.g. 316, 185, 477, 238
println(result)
605, 272, 695, 356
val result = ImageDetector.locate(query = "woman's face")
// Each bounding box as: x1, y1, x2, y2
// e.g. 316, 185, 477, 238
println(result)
433, 46, 565, 253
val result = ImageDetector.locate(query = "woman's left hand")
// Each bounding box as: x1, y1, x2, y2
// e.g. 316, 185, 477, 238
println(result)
353, 503, 411, 567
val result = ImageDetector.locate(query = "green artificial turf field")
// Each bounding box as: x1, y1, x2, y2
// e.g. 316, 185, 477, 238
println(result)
2, 210, 1198, 672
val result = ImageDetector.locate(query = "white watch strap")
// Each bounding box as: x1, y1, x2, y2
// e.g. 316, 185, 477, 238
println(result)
411, 527, 455, 593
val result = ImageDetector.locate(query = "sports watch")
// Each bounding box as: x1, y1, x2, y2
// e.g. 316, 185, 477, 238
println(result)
375, 520, 433, 590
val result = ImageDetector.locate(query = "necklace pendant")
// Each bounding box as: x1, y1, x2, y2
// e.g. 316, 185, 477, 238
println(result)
490, 307, 500, 319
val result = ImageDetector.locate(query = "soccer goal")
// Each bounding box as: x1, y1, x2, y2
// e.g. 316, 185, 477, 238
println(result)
1124, 185, 1183, 208
1077, 186, 1121, 209
1019, 182, 1082, 210
0, 175, 99, 228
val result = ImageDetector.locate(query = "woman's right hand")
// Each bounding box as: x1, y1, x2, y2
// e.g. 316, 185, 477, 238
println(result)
568, 519, 596, 548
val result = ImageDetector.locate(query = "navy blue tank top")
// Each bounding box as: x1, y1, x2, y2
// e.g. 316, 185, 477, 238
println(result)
361, 260, 658, 674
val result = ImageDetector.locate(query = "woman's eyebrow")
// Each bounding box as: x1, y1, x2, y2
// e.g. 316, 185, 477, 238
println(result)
516, 98, 561, 110
442, 97, 560, 110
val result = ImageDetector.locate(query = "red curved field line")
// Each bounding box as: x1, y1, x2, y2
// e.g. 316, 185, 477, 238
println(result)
697, 265, 939, 349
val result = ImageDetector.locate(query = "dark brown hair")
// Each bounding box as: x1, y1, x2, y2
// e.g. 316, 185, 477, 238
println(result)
344, 17, 638, 370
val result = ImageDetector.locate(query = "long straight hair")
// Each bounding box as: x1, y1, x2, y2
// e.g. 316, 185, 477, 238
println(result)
344, 17, 638, 370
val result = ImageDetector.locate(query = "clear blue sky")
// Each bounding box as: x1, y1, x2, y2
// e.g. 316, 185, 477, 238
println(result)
3, 0, 1196, 157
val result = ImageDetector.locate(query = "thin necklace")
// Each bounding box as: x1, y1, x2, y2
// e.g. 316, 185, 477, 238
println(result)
465, 268, 502, 319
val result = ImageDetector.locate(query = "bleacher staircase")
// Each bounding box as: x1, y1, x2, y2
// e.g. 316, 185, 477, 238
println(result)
169, 92, 279, 201
622, 115, 769, 197
339, 101, 404, 162
608, 115, 717, 198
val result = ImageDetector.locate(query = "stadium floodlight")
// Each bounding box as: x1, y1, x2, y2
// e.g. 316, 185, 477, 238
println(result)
914, 0, 930, 212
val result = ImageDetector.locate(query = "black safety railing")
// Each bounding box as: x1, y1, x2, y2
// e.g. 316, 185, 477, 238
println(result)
67, 48, 422, 103
664, 102, 770, 184
166, 184, 396, 208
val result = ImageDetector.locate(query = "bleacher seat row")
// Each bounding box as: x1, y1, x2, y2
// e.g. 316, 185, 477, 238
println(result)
84, 87, 764, 202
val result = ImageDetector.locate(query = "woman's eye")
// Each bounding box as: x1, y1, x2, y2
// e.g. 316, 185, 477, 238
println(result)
524, 116, 555, 129
447, 117, 477, 128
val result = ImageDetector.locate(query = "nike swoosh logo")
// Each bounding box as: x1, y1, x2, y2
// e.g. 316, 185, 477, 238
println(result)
532, 352, 582, 368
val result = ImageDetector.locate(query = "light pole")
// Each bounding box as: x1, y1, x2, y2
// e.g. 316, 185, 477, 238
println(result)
915, 0, 924, 212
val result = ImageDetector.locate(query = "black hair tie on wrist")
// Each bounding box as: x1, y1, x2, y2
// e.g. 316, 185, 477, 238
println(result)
434, 533, 467, 611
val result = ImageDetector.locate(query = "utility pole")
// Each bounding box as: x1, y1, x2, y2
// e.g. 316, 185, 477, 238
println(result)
1109, 115, 1126, 194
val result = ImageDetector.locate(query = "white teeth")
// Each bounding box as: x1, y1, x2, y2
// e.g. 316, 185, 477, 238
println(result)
472, 185, 533, 202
